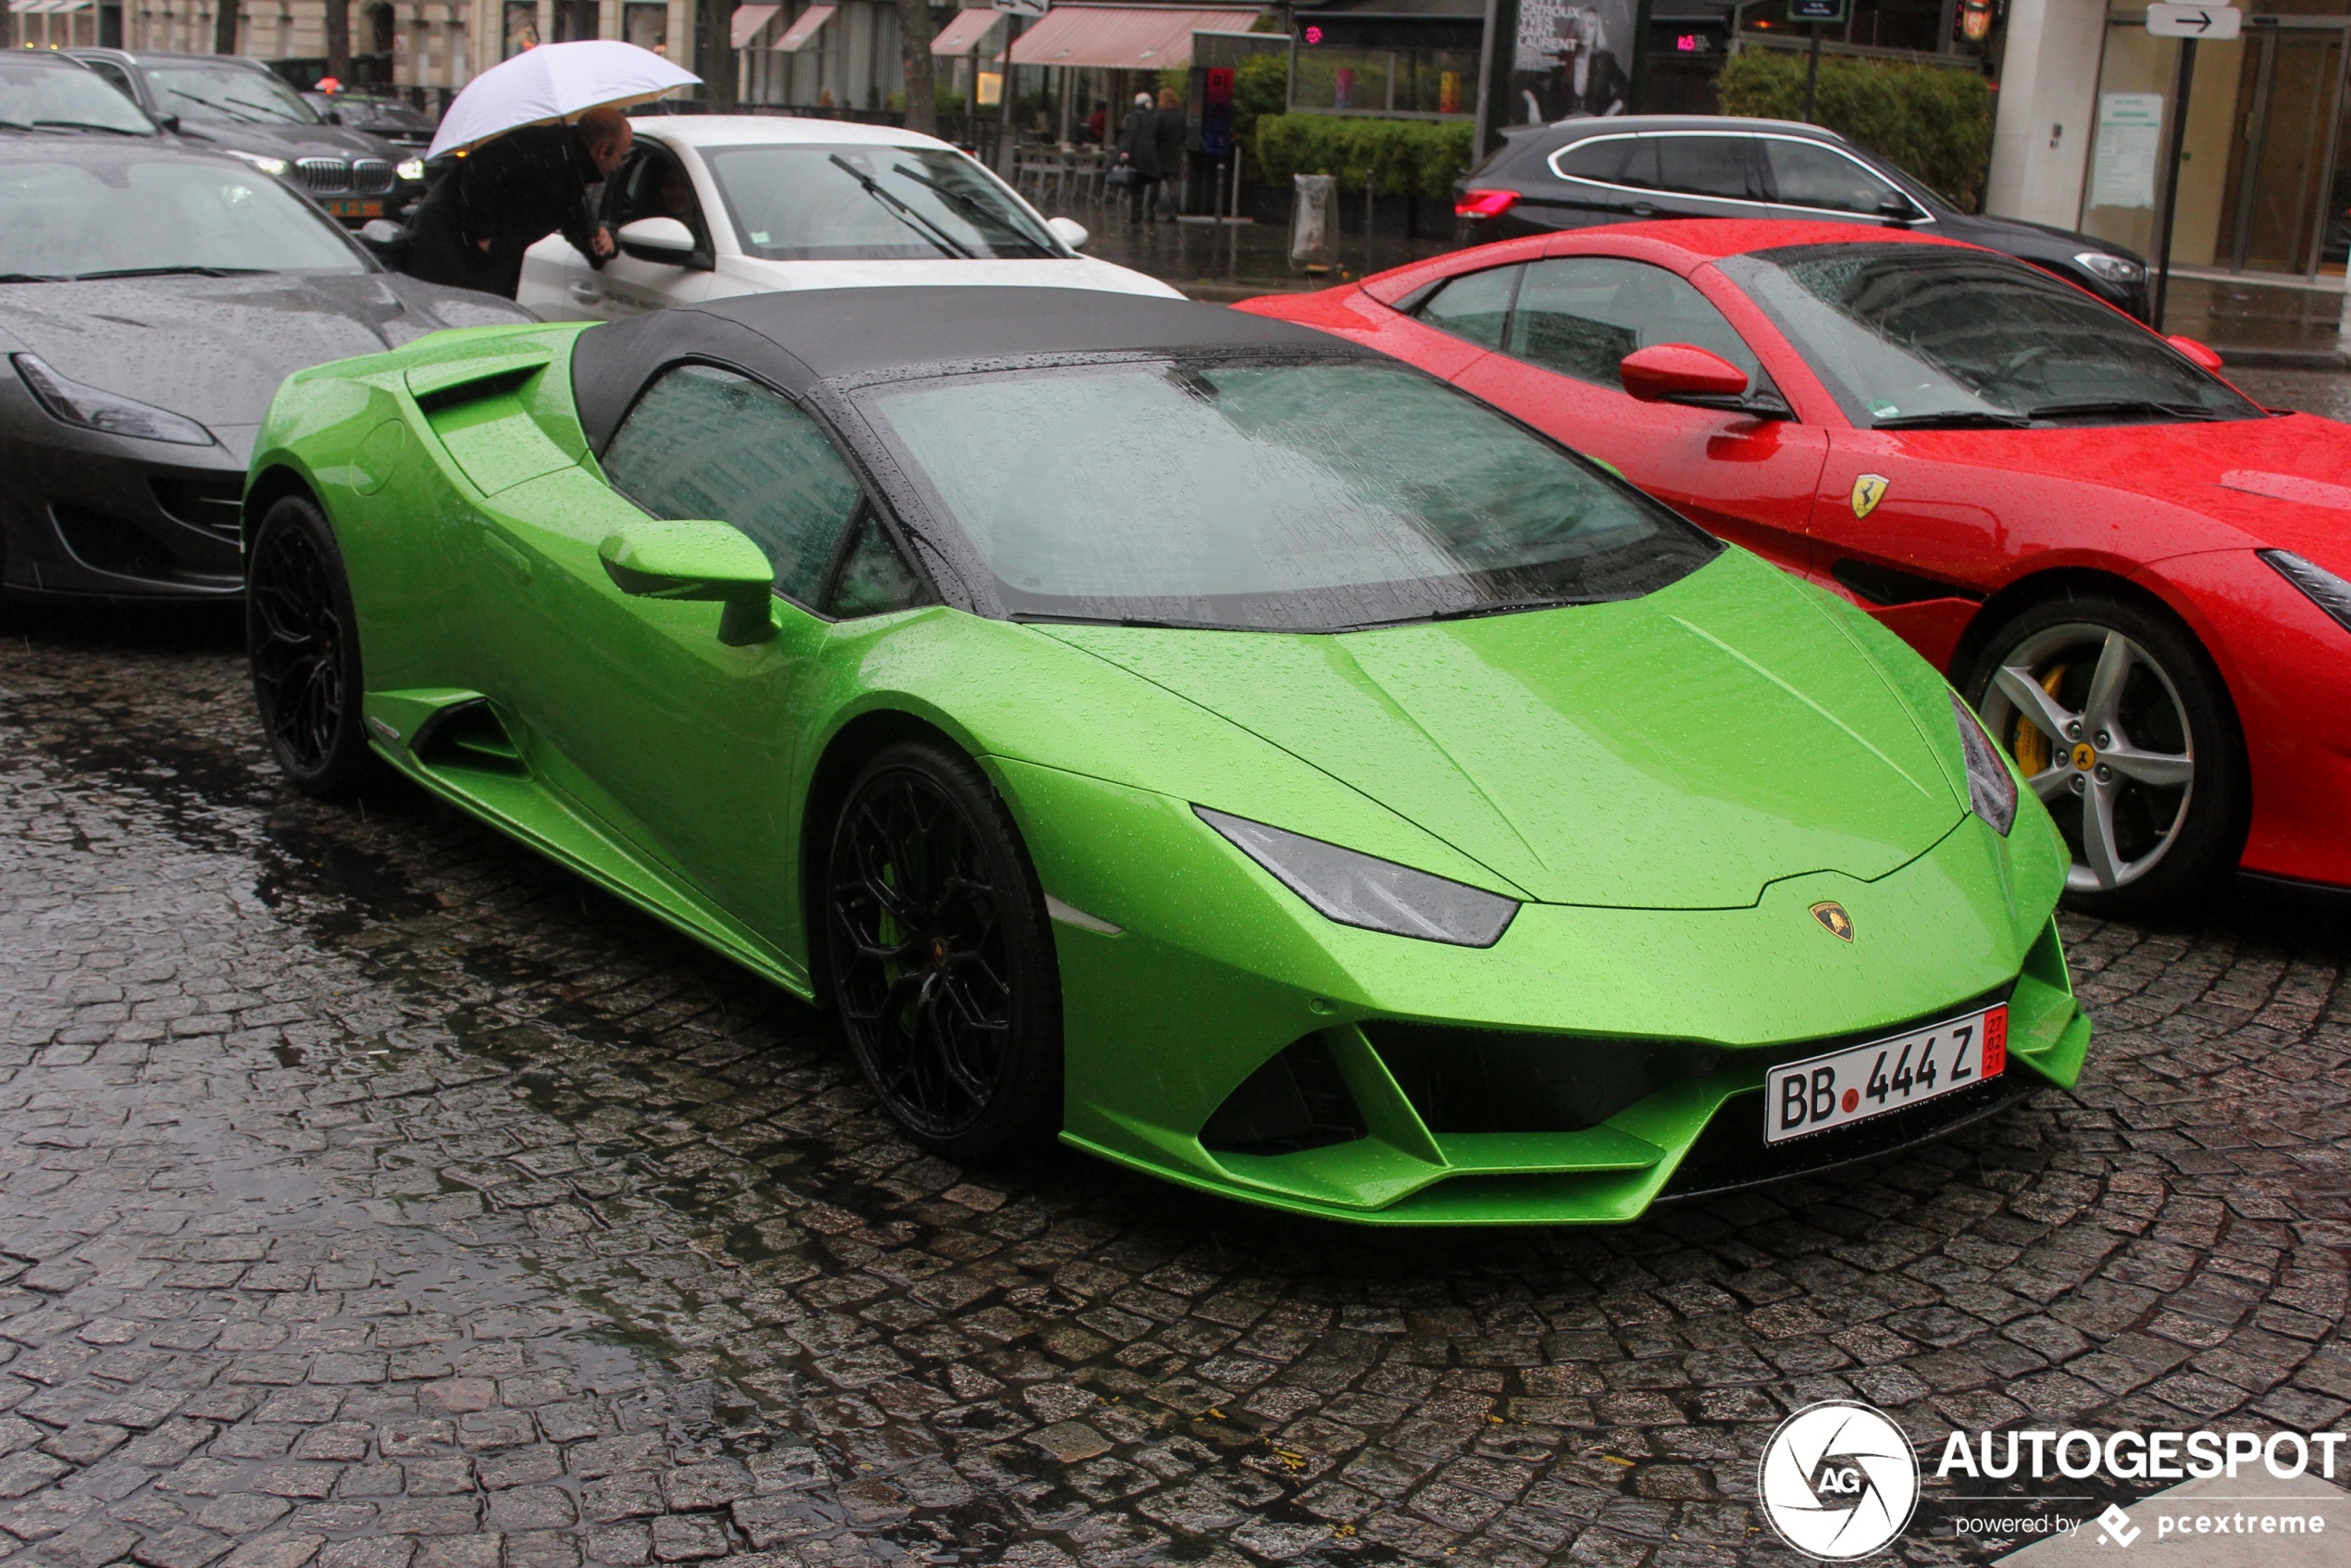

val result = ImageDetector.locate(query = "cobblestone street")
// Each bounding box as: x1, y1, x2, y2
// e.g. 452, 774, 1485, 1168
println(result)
1, 609, 2346, 1568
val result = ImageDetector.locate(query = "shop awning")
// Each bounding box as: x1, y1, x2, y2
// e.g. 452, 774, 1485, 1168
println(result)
7, 1, 93, 14
729, 3, 778, 46
930, 7, 1003, 56
1007, 6, 1260, 69
772, 3, 835, 52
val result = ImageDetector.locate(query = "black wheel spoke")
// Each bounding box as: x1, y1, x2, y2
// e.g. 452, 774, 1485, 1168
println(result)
827, 762, 1025, 1142
246, 512, 349, 779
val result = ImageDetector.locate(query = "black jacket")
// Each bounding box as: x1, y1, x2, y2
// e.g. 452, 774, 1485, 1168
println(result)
1117, 107, 1174, 180
404, 123, 607, 299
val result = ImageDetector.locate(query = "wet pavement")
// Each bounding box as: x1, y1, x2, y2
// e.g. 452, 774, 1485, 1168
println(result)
2, 609, 2348, 1568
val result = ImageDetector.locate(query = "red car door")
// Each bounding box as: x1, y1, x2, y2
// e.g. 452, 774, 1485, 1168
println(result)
1418, 253, 1830, 575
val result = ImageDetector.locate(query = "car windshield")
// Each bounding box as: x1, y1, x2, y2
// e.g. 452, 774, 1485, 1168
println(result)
702, 143, 1061, 261
1721, 243, 2261, 427
0, 157, 365, 278
0, 59, 155, 136
861, 357, 1719, 631
143, 61, 320, 126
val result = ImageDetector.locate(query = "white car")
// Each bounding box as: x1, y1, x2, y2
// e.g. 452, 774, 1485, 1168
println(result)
517, 115, 1178, 318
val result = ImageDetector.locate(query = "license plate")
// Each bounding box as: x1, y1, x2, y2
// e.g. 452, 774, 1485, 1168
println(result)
328, 199, 383, 218
1765, 1004, 2006, 1144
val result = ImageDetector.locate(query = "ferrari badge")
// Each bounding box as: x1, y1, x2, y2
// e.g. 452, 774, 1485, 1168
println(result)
1810, 901, 1855, 941
1850, 474, 1891, 518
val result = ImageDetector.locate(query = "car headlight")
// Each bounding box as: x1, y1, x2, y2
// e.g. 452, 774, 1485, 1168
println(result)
224, 149, 291, 177
396, 157, 426, 182
1949, 692, 2017, 836
2074, 251, 2146, 285
2261, 549, 2351, 634
1196, 806, 1518, 947
11, 354, 216, 446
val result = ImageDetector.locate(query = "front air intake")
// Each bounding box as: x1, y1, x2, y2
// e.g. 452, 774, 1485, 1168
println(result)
1200, 1036, 1367, 1155
1362, 1022, 1722, 1134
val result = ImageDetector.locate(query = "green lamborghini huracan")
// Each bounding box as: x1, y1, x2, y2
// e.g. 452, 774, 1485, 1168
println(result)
242, 288, 2088, 1224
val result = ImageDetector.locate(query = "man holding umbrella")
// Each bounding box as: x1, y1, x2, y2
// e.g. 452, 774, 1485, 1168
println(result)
405, 108, 631, 299
401, 40, 698, 300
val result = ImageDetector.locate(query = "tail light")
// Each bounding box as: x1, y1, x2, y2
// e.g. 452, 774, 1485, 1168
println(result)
1455, 189, 1519, 219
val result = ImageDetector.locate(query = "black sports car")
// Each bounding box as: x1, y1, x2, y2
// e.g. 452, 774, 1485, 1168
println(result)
0, 139, 533, 605
1453, 116, 2152, 321
68, 49, 427, 225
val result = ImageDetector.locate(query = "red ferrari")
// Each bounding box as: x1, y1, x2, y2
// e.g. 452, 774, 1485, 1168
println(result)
1238, 220, 2351, 914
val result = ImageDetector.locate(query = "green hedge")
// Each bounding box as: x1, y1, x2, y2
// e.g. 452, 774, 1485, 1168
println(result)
1253, 114, 1476, 199
1715, 49, 1992, 210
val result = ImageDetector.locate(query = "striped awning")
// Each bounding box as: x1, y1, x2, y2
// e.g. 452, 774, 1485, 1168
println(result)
772, 3, 835, 51
1006, 5, 1259, 68
728, 3, 779, 46
930, 6, 1002, 55
8, 1, 94, 14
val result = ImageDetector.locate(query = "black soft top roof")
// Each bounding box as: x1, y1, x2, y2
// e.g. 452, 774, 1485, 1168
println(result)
566, 286, 1346, 454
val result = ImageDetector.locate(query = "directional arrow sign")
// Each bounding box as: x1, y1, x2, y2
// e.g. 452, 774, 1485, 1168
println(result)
2146, 3, 2242, 38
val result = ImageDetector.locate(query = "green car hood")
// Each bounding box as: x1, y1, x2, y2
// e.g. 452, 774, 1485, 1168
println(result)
1040, 551, 1964, 910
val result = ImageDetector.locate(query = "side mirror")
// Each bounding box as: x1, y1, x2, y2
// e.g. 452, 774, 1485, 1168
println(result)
598, 520, 776, 644
1876, 190, 1921, 225
1047, 215, 1090, 251
158, 114, 181, 133
1620, 343, 1749, 404
2167, 334, 2225, 373
355, 218, 410, 266
616, 216, 699, 266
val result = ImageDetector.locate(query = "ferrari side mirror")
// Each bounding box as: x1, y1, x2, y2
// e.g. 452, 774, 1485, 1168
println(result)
2167, 334, 2225, 373
1620, 343, 1749, 404
616, 216, 702, 268
1047, 216, 1090, 251
598, 520, 777, 645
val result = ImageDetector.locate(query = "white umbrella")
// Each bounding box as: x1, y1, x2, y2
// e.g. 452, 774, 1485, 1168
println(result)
428, 41, 700, 160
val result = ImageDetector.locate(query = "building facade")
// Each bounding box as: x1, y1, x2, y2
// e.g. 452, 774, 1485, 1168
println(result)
1991, 0, 2349, 281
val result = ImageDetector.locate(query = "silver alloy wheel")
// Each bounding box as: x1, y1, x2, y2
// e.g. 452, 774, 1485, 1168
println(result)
1978, 622, 2196, 893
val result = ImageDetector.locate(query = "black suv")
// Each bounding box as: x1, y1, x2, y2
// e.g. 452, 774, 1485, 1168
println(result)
1455, 116, 2151, 321
68, 49, 426, 226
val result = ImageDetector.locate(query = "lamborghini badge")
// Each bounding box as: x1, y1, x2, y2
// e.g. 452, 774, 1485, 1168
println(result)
1850, 474, 1891, 518
1810, 901, 1855, 941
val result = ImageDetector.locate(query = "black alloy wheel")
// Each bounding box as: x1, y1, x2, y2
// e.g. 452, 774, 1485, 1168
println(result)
247, 493, 374, 797
825, 739, 1063, 1161
1963, 591, 2247, 917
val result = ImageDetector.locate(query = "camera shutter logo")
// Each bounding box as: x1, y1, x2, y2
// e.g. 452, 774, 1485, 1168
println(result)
1758, 1400, 1920, 1560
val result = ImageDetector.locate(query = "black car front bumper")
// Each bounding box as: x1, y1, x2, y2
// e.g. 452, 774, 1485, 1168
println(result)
0, 384, 244, 603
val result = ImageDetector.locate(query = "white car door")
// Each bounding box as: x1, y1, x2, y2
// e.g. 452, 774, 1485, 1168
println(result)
518, 138, 722, 320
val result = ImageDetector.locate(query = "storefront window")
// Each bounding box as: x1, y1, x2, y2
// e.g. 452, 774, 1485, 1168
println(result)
503, 0, 540, 56
624, 0, 666, 54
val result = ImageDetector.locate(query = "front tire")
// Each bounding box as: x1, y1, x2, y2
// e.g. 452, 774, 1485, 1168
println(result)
1962, 591, 2246, 916
247, 493, 374, 797
824, 739, 1064, 1161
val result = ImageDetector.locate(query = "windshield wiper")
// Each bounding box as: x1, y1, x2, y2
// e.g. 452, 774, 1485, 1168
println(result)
2021, 398, 2225, 422
0, 272, 69, 282
1408, 595, 1613, 625
67, 266, 270, 280
163, 90, 267, 124
31, 119, 148, 135
887, 162, 1039, 248
1872, 410, 2034, 429
827, 154, 972, 259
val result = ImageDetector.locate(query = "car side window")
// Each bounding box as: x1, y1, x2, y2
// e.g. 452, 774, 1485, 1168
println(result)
1507, 256, 1768, 392
1762, 139, 1899, 216
1652, 136, 1760, 202
606, 143, 710, 249
827, 512, 934, 617
1413, 264, 1521, 349
601, 364, 860, 607
1552, 136, 1634, 184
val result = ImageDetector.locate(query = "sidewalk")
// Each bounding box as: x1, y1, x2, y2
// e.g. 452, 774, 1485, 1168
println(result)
2161, 274, 2349, 367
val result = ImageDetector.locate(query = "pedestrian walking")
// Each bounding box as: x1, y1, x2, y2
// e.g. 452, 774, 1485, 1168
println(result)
404, 106, 633, 299
1113, 91, 1164, 224
1151, 86, 1188, 221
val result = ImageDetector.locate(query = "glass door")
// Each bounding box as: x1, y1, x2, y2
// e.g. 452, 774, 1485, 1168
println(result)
2215, 23, 2349, 275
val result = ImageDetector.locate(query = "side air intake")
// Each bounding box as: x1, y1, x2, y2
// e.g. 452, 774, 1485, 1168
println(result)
1200, 1035, 1367, 1155
409, 699, 526, 776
